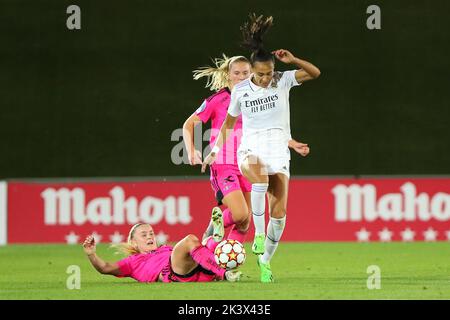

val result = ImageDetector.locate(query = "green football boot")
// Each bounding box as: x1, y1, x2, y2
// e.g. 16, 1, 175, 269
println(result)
252, 233, 265, 255
257, 255, 274, 283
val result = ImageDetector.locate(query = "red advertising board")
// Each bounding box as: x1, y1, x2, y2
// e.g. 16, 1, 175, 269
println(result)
4, 177, 450, 244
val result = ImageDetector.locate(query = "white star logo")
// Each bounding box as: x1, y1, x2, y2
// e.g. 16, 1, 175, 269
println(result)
400, 228, 415, 242
356, 228, 370, 242
91, 231, 102, 243
109, 231, 124, 244
378, 228, 393, 242
65, 231, 79, 245
156, 231, 169, 245
423, 228, 438, 242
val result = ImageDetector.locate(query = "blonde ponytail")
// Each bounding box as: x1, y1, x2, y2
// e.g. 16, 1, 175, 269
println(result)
111, 243, 141, 256
193, 54, 249, 91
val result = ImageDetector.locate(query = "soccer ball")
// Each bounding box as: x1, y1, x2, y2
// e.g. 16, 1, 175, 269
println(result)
214, 239, 246, 270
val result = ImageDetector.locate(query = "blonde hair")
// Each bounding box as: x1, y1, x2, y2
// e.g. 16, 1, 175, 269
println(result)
192, 54, 250, 91
111, 223, 149, 256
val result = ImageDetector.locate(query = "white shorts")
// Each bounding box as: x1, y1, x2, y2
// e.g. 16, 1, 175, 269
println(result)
237, 148, 290, 178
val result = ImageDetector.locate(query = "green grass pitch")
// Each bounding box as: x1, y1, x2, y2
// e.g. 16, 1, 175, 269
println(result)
0, 242, 449, 299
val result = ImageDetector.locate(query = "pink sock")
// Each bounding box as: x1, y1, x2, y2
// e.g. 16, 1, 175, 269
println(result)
227, 225, 247, 244
223, 208, 234, 228
205, 237, 220, 251
190, 246, 226, 279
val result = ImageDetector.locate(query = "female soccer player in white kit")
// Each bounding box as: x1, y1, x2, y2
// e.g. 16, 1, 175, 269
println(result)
202, 14, 320, 282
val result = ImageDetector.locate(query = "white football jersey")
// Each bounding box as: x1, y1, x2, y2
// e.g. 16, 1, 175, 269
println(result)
228, 70, 301, 159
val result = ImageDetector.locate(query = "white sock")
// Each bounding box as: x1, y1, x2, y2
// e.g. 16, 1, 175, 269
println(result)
261, 216, 286, 264
251, 183, 268, 235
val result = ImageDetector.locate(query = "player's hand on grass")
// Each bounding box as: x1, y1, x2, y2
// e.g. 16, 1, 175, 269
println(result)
289, 139, 310, 157
83, 235, 96, 256
201, 151, 217, 173
272, 49, 296, 64
189, 149, 203, 166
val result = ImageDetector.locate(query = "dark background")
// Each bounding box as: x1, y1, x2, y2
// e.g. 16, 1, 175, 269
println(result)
1, 0, 449, 179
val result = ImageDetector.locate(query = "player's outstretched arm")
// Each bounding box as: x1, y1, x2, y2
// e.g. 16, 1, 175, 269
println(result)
182, 113, 203, 165
272, 49, 321, 83
201, 113, 238, 173
82, 235, 121, 276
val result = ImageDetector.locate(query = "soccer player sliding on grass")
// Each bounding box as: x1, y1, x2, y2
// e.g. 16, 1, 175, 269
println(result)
202, 13, 320, 282
82, 215, 241, 283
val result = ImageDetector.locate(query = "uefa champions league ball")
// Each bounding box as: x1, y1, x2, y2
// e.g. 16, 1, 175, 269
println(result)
214, 239, 246, 270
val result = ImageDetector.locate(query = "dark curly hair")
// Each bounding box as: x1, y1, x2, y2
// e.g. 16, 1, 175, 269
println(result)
240, 13, 275, 65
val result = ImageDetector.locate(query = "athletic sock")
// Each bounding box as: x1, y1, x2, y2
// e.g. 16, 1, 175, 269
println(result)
190, 245, 226, 279
227, 225, 248, 244
251, 183, 268, 235
261, 216, 286, 264
222, 208, 234, 228
205, 237, 220, 251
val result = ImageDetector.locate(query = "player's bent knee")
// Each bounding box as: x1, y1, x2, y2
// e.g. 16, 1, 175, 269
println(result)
271, 208, 287, 219
183, 234, 200, 248
232, 210, 248, 225
238, 217, 251, 231
245, 170, 268, 184
241, 158, 268, 183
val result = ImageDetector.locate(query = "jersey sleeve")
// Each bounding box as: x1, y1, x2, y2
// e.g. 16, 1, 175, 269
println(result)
195, 99, 214, 123
227, 87, 241, 117
279, 70, 302, 89
116, 256, 133, 277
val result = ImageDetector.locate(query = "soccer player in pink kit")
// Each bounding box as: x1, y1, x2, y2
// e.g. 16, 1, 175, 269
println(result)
183, 56, 310, 247
183, 55, 254, 245
82, 223, 241, 283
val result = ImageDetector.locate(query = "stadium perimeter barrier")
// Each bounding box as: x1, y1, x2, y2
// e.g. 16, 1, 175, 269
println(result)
0, 176, 449, 245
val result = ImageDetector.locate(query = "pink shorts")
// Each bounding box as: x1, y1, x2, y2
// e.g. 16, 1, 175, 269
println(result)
210, 164, 252, 205
160, 261, 217, 283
